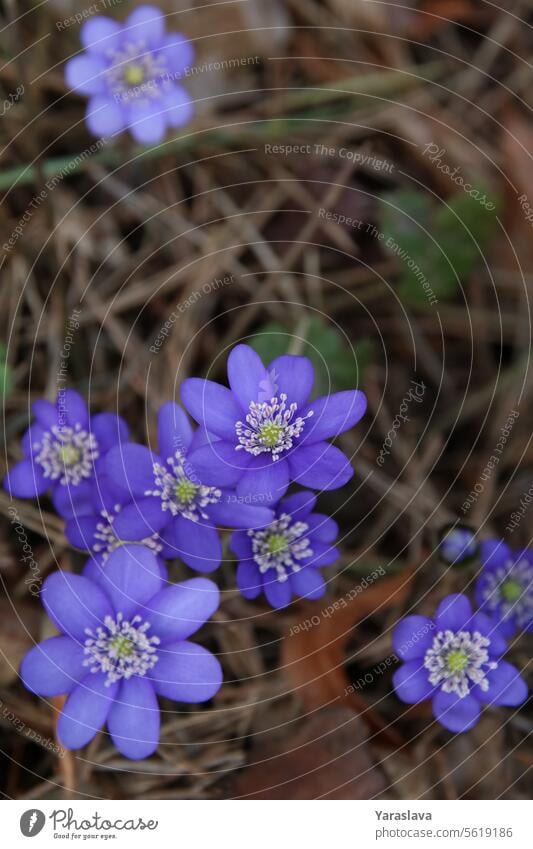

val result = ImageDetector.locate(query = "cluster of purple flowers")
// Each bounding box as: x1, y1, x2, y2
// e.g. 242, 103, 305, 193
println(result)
5, 344, 367, 758
392, 530, 530, 733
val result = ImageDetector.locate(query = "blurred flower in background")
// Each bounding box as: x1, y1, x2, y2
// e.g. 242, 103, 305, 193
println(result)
438, 523, 478, 566
475, 540, 533, 637
65, 5, 194, 143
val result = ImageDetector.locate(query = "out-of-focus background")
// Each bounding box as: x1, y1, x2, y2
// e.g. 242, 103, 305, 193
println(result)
0, 0, 532, 799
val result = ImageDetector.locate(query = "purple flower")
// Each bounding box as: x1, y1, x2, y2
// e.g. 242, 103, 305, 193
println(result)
20, 545, 222, 759
3, 390, 128, 515
439, 524, 478, 566
392, 594, 527, 733
181, 344, 367, 504
231, 491, 339, 609
63, 472, 169, 581
475, 540, 533, 637
104, 402, 274, 573
65, 5, 194, 144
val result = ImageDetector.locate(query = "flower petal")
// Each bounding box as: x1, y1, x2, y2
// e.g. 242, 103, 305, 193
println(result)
288, 442, 353, 490
432, 690, 480, 733
269, 354, 315, 407
279, 490, 316, 520
264, 577, 292, 609
158, 32, 195, 76
301, 390, 367, 444
307, 542, 340, 568
227, 344, 269, 410
107, 677, 160, 760
128, 100, 167, 145
393, 661, 434, 703
21, 637, 85, 697
21, 423, 46, 457
3, 459, 49, 497
42, 572, 114, 641
480, 539, 512, 571
149, 641, 222, 703
157, 401, 193, 459
392, 616, 436, 661
86, 97, 126, 138
105, 444, 158, 497
169, 516, 222, 573
188, 439, 250, 486
125, 5, 165, 46
32, 399, 58, 428
207, 495, 273, 529
112, 497, 169, 539
90, 413, 129, 453
65, 514, 99, 551
290, 567, 326, 601
81, 16, 122, 55
474, 661, 528, 707
305, 513, 339, 543
469, 612, 508, 656
181, 378, 242, 440
58, 672, 118, 750
435, 593, 473, 631
65, 55, 106, 95
52, 479, 95, 519
163, 86, 194, 128
229, 531, 253, 560
236, 457, 289, 503
90, 544, 163, 620
57, 389, 89, 429
144, 577, 220, 643
236, 560, 262, 599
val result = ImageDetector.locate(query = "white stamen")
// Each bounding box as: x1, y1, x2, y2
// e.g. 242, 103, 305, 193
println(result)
248, 513, 313, 582
105, 40, 171, 103
480, 558, 533, 629
235, 394, 312, 461
92, 504, 162, 561
424, 629, 497, 698
144, 449, 221, 521
34, 424, 98, 486
83, 612, 160, 687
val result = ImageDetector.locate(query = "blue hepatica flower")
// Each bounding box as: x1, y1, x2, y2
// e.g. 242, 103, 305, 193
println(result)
104, 402, 274, 573
392, 593, 527, 733
3, 389, 128, 516
231, 491, 340, 609
475, 540, 533, 637
181, 344, 367, 504
65, 5, 194, 144
21, 545, 222, 760
439, 524, 478, 566
62, 472, 169, 581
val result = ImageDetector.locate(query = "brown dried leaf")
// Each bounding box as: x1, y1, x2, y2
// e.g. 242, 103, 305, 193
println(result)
281, 569, 415, 742
229, 706, 387, 799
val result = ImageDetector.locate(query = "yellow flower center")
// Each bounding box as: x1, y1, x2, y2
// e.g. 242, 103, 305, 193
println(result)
175, 478, 199, 505
501, 579, 522, 603
58, 444, 81, 466
124, 64, 145, 86
446, 649, 468, 674
260, 421, 283, 448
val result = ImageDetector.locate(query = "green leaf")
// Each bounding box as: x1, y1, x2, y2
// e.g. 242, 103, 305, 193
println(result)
0, 344, 12, 398
380, 188, 500, 305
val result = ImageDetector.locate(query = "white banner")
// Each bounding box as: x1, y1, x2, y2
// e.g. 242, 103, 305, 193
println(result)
2, 800, 531, 848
